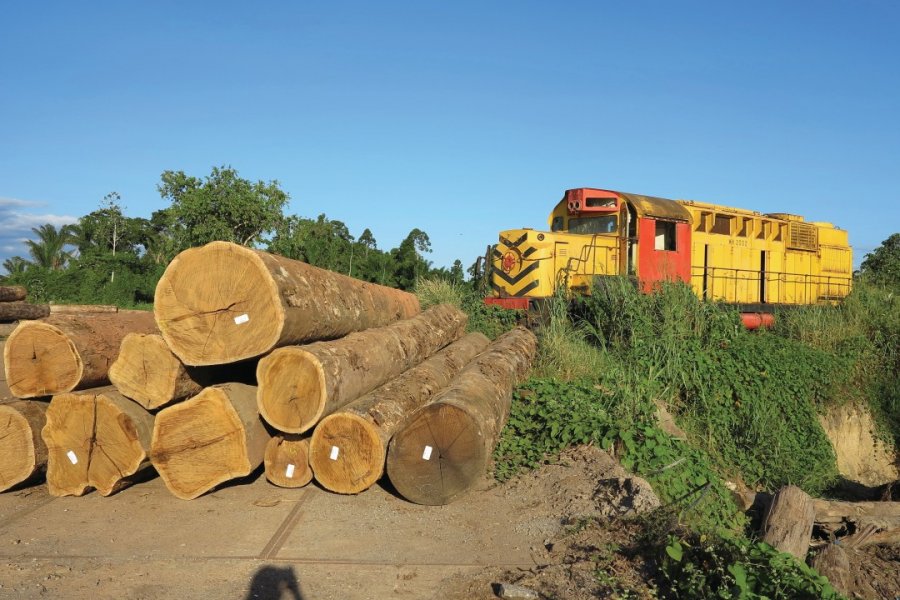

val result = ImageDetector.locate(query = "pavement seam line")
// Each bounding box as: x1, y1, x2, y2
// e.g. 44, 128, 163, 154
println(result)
258, 490, 312, 560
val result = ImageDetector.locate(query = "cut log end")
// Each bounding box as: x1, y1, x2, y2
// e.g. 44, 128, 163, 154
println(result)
154, 242, 284, 366
257, 349, 326, 434
309, 412, 384, 494
4, 323, 82, 398
264, 435, 312, 488
151, 386, 255, 500
0, 402, 47, 491
386, 402, 485, 506
109, 333, 200, 410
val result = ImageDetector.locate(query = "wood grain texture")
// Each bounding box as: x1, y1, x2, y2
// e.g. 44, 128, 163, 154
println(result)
0, 400, 48, 491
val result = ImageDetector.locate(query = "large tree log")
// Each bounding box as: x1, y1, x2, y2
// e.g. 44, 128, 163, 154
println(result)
0, 400, 48, 491
257, 304, 467, 434
386, 327, 537, 505
309, 332, 491, 494
264, 435, 313, 488
41, 388, 155, 496
109, 333, 203, 410
151, 383, 270, 500
49, 304, 118, 314
4, 312, 158, 398
0, 286, 27, 303
154, 241, 421, 366
760, 485, 816, 560
0, 302, 50, 322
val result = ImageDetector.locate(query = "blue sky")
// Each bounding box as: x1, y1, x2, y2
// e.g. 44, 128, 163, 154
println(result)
1, 1, 897, 270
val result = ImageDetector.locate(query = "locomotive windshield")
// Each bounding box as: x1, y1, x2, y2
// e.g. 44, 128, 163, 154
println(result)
567, 215, 618, 235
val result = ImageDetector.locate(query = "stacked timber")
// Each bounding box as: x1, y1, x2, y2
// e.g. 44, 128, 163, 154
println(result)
0, 400, 48, 491
257, 303, 468, 434
0, 285, 49, 324
154, 241, 420, 365
4, 311, 158, 398
41, 388, 154, 496
386, 326, 537, 505
309, 332, 491, 494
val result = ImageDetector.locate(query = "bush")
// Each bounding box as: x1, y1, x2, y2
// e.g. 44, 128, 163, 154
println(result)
414, 277, 520, 339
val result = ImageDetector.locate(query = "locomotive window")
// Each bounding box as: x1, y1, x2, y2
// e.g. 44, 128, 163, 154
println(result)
585, 197, 617, 208
551, 216, 564, 232
711, 214, 733, 235
655, 221, 676, 251
568, 215, 617, 235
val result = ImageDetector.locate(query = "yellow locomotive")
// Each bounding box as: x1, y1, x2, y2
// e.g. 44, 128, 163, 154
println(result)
486, 188, 852, 324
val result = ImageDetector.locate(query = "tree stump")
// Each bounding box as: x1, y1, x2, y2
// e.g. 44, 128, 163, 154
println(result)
41, 388, 155, 496
760, 485, 816, 560
257, 304, 467, 434
154, 241, 421, 366
810, 544, 852, 597
0, 400, 48, 491
264, 435, 313, 488
4, 312, 158, 398
151, 383, 270, 500
386, 327, 537, 505
309, 332, 490, 494
109, 333, 204, 410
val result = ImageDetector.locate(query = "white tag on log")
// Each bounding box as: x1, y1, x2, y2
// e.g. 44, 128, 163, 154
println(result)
330, 446, 340, 461
234, 313, 250, 325
66, 450, 78, 465
422, 445, 433, 460
285, 464, 295, 478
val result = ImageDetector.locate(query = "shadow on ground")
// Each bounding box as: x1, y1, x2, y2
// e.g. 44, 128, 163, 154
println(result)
245, 565, 305, 600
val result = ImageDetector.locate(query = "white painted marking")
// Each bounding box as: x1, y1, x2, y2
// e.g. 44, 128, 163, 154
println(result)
66, 450, 78, 465
422, 445, 433, 460
285, 464, 295, 478
330, 446, 340, 461
234, 313, 250, 325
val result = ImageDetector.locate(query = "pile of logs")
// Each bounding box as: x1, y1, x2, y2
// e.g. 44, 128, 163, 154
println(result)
0, 285, 49, 330
0, 241, 536, 505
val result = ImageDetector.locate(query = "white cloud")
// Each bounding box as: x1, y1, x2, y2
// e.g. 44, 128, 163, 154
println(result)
0, 196, 79, 266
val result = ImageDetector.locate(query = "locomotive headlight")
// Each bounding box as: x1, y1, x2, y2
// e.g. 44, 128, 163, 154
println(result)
537, 233, 545, 241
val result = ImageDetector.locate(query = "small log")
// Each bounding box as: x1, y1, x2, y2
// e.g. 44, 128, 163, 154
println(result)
49, 304, 119, 314
0, 286, 27, 303
812, 498, 900, 523
810, 544, 852, 597
154, 241, 421, 366
264, 435, 312, 488
0, 302, 50, 322
386, 327, 537, 505
0, 400, 48, 491
151, 383, 270, 500
760, 485, 816, 560
309, 332, 490, 494
3, 312, 158, 398
257, 304, 467, 434
41, 388, 155, 496
109, 333, 203, 410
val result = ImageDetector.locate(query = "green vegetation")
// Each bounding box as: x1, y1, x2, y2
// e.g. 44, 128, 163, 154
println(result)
2, 165, 464, 306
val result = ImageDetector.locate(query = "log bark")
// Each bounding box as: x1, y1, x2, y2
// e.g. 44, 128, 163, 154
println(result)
0, 400, 48, 491
810, 545, 852, 597
812, 498, 900, 523
3, 312, 158, 398
109, 333, 204, 410
41, 388, 155, 496
257, 304, 467, 434
309, 332, 491, 494
151, 383, 270, 500
264, 435, 312, 488
0, 286, 27, 303
760, 485, 816, 560
49, 304, 119, 314
154, 241, 421, 366
0, 302, 50, 322
386, 327, 537, 505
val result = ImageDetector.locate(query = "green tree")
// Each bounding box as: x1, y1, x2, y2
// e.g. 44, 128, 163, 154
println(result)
2, 256, 29, 275
391, 228, 432, 290
24, 223, 78, 270
859, 233, 900, 288
157, 166, 289, 251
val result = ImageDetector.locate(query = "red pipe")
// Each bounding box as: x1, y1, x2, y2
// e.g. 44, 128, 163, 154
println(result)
741, 312, 775, 330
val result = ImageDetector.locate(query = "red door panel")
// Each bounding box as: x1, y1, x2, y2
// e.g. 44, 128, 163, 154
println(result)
637, 218, 691, 292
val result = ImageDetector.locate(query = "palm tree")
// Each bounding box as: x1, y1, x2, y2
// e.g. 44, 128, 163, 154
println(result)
24, 223, 79, 270
2, 256, 29, 275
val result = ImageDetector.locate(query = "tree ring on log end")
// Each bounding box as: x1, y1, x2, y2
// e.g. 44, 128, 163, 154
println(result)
264, 435, 312, 488
0, 406, 37, 490
4, 322, 83, 398
151, 387, 252, 500
386, 402, 486, 506
154, 242, 284, 366
257, 348, 327, 433
310, 412, 384, 494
